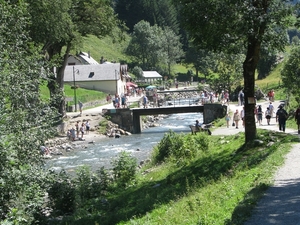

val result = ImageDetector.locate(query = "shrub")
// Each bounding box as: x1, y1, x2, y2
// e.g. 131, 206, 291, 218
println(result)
48, 171, 76, 215
193, 132, 210, 151
153, 131, 210, 165
111, 151, 137, 187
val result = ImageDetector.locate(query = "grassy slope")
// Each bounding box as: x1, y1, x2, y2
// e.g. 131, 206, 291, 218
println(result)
80, 34, 131, 64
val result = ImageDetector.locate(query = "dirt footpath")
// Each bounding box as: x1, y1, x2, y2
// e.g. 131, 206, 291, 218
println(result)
214, 100, 300, 225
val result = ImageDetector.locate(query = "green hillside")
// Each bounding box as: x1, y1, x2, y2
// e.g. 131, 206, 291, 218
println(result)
80, 34, 132, 64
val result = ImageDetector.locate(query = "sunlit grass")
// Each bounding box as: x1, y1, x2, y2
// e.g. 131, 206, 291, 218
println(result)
59, 130, 296, 225
81, 34, 131, 64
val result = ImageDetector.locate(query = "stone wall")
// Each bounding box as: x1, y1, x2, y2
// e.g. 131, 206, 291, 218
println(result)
203, 104, 227, 124
104, 108, 133, 132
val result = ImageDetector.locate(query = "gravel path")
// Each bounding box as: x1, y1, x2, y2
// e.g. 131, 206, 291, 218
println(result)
244, 141, 300, 225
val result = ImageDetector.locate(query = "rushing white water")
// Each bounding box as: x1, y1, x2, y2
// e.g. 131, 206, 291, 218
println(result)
46, 111, 203, 174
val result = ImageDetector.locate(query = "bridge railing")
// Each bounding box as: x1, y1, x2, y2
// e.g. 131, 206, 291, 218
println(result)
163, 97, 212, 107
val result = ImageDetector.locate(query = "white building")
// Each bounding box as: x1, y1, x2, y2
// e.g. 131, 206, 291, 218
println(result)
64, 52, 129, 96
141, 71, 163, 83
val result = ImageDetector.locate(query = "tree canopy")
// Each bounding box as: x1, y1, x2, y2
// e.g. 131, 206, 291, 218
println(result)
126, 20, 183, 76
25, 0, 124, 116
176, 0, 294, 142
115, 0, 179, 33
0, 1, 58, 222
281, 46, 300, 97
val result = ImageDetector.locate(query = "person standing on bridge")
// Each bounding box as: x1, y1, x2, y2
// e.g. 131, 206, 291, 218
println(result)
153, 92, 158, 107
143, 95, 148, 108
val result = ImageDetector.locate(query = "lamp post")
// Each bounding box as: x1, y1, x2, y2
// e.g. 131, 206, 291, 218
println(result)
115, 69, 119, 94
73, 66, 79, 112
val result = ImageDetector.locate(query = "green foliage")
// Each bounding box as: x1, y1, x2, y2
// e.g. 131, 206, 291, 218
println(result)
25, 0, 125, 115
176, 0, 294, 142
0, 1, 58, 222
281, 46, 300, 97
48, 171, 76, 215
131, 66, 143, 78
153, 130, 209, 165
193, 133, 210, 151
111, 151, 137, 187
82, 34, 131, 64
47, 166, 112, 218
115, 0, 179, 33
257, 47, 278, 80
64, 85, 107, 105
126, 20, 183, 76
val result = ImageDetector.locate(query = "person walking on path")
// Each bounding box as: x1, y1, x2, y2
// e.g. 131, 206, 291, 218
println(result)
121, 94, 127, 108
225, 113, 231, 128
295, 106, 300, 134
240, 107, 245, 127
78, 101, 83, 115
254, 105, 258, 123
268, 102, 274, 117
265, 107, 272, 125
233, 109, 240, 129
276, 105, 288, 132
239, 90, 244, 106
75, 121, 80, 138
80, 123, 85, 139
106, 94, 111, 103
257, 105, 263, 126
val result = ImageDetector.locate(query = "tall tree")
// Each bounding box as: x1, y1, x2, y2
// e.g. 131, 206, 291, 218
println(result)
115, 0, 179, 33
25, 0, 123, 116
281, 46, 300, 97
127, 20, 182, 75
162, 27, 184, 76
0, 1, 57, 222
176, 0, 293, 142
256, 46, 278, 80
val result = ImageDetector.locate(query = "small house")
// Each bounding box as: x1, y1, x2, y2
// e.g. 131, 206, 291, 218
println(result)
140, 71, 163, 83
64, 63, 127, 96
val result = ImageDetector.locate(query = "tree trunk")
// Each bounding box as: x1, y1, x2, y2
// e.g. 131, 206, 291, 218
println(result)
46, 42, 71, 117
243, 40, 261, 142
55, 43, 71, 117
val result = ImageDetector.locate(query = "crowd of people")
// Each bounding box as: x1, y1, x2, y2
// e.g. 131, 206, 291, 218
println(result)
226, 100, 296, 133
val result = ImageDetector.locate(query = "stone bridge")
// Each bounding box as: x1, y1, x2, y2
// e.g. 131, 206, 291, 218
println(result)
103, 104, 227, 134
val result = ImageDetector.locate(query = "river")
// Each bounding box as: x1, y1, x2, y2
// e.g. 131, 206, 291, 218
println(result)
46, 104, 203, 174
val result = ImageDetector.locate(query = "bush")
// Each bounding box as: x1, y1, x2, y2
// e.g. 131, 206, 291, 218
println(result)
111, 151, 137, 187
153, 131, 210, 164
193, 132, 210, 151
48, 171, 76, 215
